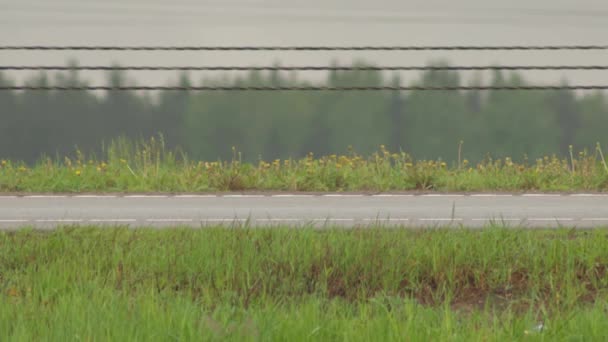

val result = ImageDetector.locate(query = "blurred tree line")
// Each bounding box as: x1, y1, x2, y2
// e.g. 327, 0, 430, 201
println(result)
0, 63, 607, 163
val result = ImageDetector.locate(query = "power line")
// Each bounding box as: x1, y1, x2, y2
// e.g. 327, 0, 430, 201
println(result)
2, 45, 606, 91
2, 65, 608, 71
2, 85, 607, 91
1, 45, 607, 51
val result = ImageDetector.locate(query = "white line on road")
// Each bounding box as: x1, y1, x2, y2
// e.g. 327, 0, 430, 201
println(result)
173, 195, 218, 198
581, 218, 608, 221
421, 194, 464, 197
470, 194, 513, 197
89, 219, 137, 223
145, 219, 193, 222
124, 195, 167, 198
73, 195, 117, 198
522, 194, 562, 197
25, 195, 67, 198
271, 194, 314, 198
570, 194, 608, 197
528, 218, 574, 221
256, 218, 302, 222
362, 218, 410, 221
313, 218, 355, 221
203, 218, 248, 222
419, 218, 464, 221
472, 218, 522, 221
0, 219, 28, 223
223, 195, 266, 198
322, 194, 364, 197
371, 194, 414, 197
35, 219, 83, 223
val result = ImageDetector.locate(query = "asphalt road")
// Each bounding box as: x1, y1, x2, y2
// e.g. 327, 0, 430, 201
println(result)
1, 193, 608, 229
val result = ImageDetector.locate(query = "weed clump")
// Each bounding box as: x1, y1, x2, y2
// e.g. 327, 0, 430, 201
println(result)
2, 137, 608, 193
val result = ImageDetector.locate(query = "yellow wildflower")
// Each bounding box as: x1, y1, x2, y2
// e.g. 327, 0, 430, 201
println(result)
75, 170, 81, 176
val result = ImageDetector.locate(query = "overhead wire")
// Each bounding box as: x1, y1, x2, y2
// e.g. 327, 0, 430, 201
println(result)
1, 45, 606, 91
1, 45, 607, 51
2, 65, 608, 71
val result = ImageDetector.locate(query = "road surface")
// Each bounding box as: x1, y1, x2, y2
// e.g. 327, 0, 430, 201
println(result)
1, 193, 608, 229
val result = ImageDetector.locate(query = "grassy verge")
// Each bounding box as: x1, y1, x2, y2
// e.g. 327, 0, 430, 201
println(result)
2, 137, 608, 193
1, 227, 607, 340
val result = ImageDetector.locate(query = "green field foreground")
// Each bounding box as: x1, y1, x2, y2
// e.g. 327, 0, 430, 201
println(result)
1, 227, 607, 341
2, 137, 608, 193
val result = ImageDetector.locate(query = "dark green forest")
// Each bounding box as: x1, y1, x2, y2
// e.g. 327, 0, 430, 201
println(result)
1, 64, 607, 163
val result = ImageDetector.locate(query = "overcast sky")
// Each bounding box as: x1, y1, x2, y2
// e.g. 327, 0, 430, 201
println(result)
2, 0, 608, 86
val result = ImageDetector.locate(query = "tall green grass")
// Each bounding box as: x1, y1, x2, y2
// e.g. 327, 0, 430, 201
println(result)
1, 136, 608, 192
0, 227, 607, 340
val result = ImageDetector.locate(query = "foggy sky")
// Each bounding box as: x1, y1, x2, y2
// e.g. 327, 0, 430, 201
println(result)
2, 0, 608, 86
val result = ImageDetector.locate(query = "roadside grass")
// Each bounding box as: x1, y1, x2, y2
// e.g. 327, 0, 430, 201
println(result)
0, 226, 607, 340
2, 136, 608, 193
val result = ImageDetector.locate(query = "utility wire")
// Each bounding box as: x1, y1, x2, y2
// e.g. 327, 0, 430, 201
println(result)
2, 85, 607, 91
3, 65, 608, 71
1, 45, 607, 51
